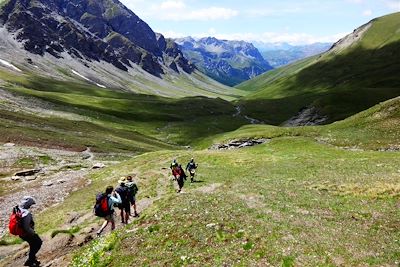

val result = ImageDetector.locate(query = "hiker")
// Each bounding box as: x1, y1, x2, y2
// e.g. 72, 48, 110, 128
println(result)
96, 186, 121, 236
126, 175, 139, 217
186, 158, 198, 183
172, 164, 187, 193
116, 177, 130, 224
170, 160, 178, 180
17, 196, 42, 267
170, 159, 178, 170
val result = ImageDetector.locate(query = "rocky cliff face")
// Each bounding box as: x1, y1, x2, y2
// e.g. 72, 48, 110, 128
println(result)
175, 37, 273, 86
0, 0, 194, 76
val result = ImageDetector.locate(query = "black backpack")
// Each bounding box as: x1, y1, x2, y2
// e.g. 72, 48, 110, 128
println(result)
94, 193, 112, 217
116, 186, 129, 204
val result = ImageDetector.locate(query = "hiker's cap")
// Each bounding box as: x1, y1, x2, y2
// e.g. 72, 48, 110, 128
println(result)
20, 196, 36, 209
118, 177, 126, 184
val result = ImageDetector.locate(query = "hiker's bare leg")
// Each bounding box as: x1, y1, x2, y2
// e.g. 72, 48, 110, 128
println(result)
125, 212, 130, 223
120, 210, 125, 223
98, 220, 109, 234
132, 203, 138, 216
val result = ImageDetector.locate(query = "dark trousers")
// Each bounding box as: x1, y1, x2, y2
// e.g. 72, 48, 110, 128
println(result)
21, 234, 42, 262
177, 177, 184, 189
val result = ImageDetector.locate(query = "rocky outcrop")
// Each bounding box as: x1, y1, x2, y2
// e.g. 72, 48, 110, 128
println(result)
210, 139, 270, 150
0, 0, 194, 76
175, 37, 273, 86
14, 168, 41, 177
283, 106, 329, 126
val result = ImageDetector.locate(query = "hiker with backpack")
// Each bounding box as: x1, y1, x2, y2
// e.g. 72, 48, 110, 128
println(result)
9, 196, 42, 267
186, 158, 198, 183
95, 186, 122, 236
126, 175, 139, 217
116, 177, 130, 224
170, 159, 178, 170
172, 164, 187, 193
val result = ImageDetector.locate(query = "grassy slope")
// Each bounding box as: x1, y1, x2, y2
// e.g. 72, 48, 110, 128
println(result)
0, 70, 249, 151
237, 12, 400, 125
68, 93, 399, 266
99, 142, 398, 266
61, 138, 398, 266
1, 96, 397, 266
203, 96, 400, 151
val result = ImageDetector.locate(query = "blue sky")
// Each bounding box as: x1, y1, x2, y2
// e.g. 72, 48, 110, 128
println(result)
120, 0, 400, 44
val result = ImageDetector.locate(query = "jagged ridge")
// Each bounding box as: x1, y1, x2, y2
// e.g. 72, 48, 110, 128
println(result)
0, 0, 194, 76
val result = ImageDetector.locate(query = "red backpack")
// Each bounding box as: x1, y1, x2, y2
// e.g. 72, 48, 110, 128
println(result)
94, 193, 111, 217
9, 206, 25, 236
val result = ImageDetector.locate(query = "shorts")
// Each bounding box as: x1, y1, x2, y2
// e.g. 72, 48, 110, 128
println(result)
119, 202, 131, 214
104, 213, 115, 222
130, 196, 136, 205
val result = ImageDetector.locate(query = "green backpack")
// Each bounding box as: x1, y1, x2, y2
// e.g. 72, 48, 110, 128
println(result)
127, 183, 138, 196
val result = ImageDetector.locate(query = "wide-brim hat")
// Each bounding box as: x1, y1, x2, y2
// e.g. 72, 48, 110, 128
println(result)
118, 177, 127, 184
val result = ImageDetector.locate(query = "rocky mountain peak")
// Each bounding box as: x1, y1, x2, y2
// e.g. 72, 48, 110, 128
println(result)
0, 0, 193, 76
175, 36, 273, 86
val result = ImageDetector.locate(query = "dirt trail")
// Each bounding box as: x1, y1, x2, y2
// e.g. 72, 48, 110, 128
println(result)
0, 168, 173, 267
0, 145, 104, 237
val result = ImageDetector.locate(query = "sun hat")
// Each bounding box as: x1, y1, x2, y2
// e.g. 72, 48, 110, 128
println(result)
118, 177, 126, 184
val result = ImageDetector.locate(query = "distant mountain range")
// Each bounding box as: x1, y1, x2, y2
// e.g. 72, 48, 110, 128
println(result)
175, 37, 273, 86
254, 42, 332, 68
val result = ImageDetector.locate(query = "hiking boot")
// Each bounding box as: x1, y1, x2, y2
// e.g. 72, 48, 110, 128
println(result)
24, 260, 39, 267
133, 212, 139, 217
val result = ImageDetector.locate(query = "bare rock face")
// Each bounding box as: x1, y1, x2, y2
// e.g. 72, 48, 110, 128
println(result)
283, 106, 328, 126
0, 0, 194, 76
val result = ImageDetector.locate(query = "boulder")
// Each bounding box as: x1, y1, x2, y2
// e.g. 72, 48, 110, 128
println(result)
14, 169, 41, 177
92, 163, 105, 169
43, 181, 53, 187
3, 143, 15, 147
11, 176, 20, 181
25, 176, 37, 181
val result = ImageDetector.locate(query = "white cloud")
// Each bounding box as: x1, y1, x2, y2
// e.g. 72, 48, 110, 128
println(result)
159, 0, 186, 10
362, 9, 373, 16
245, 7, 303, 17
153, 6, 239, 21
383, 0, 400, 11
346, 0, 364, 3
123, 0, 238, 21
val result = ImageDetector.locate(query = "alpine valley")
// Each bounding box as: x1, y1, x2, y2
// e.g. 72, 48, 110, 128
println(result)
0, 0, 399, 266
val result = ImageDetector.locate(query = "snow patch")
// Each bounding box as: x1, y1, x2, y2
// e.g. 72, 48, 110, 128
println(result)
71, 70, 106, 88
0, 59, 21, 72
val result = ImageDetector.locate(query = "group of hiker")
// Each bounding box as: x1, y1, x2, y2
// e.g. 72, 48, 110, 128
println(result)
170, 158, 198, 193
9, 157, 198, 266
95, 175, 139, 236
